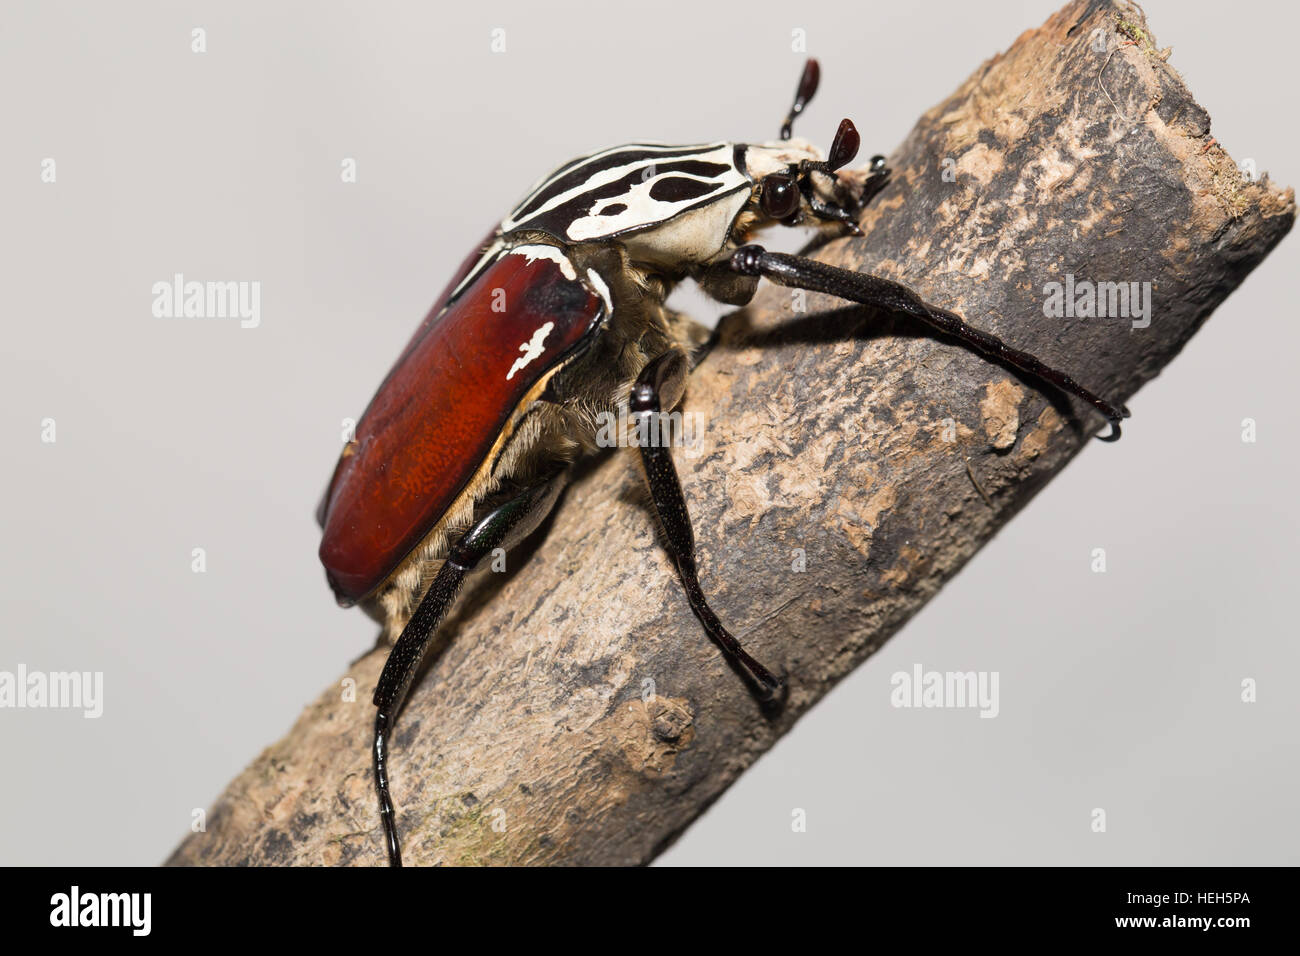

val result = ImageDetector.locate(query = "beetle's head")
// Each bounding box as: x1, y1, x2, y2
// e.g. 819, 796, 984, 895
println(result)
732, 58, 890, 241
737, 124, 890, 239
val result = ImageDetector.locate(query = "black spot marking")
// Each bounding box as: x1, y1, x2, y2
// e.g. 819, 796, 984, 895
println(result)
649, 176, 719, 203
666, 160, 732, 178
523, 168, 657, 237
523, 270, 596, 319
600, 203, 628, 216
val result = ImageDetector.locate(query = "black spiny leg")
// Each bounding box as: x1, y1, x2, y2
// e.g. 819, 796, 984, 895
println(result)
730, 245, 1131, 441
372, 472, 566, 866
631, 352, 786, 708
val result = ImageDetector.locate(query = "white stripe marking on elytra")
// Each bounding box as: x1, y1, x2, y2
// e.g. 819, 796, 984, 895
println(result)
585, 268, 612, 310
506, 321, 555, 381
510, 244, 577, 280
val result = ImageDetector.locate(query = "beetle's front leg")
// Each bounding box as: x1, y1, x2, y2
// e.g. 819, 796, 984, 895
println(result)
729, 244, 1131, 441
631, 351, 787, 709
372, 471, 567, 866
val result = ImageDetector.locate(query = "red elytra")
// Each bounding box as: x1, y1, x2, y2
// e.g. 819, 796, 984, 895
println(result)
315, 233, 492, 532
317, 245, 606, 604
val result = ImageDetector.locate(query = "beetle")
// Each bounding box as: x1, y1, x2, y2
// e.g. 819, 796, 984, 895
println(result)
316, 59, 1129, 866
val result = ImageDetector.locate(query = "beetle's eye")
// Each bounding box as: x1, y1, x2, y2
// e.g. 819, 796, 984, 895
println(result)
760, 175, 800, 219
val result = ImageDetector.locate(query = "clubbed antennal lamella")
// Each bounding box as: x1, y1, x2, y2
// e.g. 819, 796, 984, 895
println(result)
780, 58, 820, 140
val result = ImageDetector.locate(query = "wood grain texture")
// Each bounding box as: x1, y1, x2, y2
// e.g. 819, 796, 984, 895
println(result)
167, 0, 1293, 866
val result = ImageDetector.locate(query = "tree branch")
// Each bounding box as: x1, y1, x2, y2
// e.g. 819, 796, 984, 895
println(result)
167, 0, 1294, 866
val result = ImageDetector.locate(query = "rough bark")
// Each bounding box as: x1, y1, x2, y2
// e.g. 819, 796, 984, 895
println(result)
168, 0, 1293, 866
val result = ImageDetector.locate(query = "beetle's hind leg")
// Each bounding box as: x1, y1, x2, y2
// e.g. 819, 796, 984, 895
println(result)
729, 245, 1131, 441
630, 351, 787, 710
371, 471, 568, 866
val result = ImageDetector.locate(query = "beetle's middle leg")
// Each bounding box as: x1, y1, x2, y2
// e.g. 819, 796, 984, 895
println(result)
630, 350, 787, 708
372, 470, 567, 866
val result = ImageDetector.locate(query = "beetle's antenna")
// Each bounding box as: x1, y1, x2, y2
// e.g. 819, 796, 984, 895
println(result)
798, 119, 860, 178
826, 118, 860, 171
780, 59, 820, 140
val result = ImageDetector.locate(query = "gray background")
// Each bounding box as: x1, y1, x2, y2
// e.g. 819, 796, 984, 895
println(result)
1, 0, 1296, 866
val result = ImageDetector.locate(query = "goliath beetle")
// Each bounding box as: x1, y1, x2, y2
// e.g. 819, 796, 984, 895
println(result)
316, 60, 1129, 866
